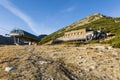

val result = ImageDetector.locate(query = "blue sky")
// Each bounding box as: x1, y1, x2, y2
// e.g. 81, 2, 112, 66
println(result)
0, 0, 120, 36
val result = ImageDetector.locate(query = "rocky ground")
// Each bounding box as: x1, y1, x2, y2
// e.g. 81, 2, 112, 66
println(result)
0, 44, 120, 80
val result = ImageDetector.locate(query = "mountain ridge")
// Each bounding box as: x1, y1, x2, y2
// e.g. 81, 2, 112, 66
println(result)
64, 13, 107, 31
39, 13, 120, 47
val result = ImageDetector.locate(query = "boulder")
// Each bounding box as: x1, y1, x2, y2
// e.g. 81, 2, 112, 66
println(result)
91, 46, 107, 50
107, 46, 113, 49
5, 66, 16, 72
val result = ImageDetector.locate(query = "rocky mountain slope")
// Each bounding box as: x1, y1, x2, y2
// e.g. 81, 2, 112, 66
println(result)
0, 45, 120, 80
64, 13, 106, 31
39, 13, 120, 47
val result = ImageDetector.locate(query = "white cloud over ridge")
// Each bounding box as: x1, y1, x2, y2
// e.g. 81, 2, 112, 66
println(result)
0, 0, 39, 35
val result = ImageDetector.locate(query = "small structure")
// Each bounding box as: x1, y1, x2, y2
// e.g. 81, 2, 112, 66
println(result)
55, 28, 107, 42
9, 29, 47, 45
0, 35, 14, 45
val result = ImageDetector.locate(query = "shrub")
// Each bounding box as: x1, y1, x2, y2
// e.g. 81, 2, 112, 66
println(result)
111, 41, 120, 48
110, 36, 120, 48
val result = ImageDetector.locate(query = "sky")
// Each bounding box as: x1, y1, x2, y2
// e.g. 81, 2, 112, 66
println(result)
0, 0, 120, 36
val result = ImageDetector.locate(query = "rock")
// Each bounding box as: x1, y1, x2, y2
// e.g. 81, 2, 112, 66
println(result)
79, 47, 87, 50
107, 46, 113, 49
92, 46, 107, 50
115, 58, 119, 60
5, 66, 16, 72
89, 66, 95, 71
39, 61, 52, 65
28, 47, 35, 53
112, 51, 119, 56
79, 55, 84, 59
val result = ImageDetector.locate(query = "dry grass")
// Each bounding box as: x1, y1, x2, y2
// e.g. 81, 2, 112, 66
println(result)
0, 45, 120, 80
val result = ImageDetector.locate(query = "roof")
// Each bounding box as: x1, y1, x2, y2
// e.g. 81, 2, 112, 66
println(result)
10, 29, 39, 42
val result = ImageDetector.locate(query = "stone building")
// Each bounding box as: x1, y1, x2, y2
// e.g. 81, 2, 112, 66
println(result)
56, 28, 107, 42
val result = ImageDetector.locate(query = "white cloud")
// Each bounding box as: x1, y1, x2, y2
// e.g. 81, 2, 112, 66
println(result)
61, 6, 75, 13
0, 0, 39, 35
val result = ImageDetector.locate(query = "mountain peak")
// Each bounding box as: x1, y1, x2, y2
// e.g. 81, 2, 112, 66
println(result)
40, 13, 117, 45
91, 13, 103, 16
88, 13, 106, 18
65, 13, 107, 30
85, 13, 107, 20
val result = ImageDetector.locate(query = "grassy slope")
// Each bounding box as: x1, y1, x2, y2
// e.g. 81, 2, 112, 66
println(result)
39, 17, 120, 47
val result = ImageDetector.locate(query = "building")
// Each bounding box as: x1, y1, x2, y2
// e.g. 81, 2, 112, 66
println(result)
55, 28, 107, 42
9, 29, 47, 45
0, 35, 14, 45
